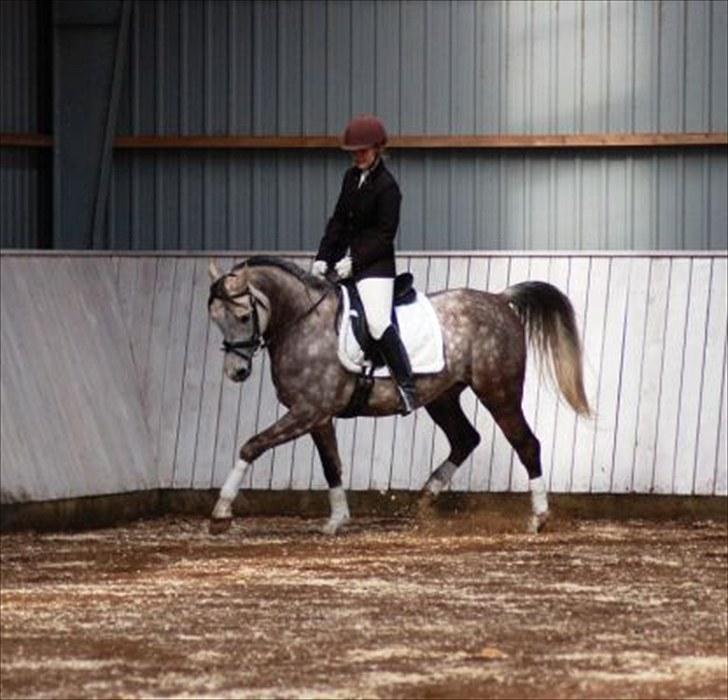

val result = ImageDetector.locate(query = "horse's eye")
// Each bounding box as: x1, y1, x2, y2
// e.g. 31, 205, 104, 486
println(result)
238, 312, 251, 323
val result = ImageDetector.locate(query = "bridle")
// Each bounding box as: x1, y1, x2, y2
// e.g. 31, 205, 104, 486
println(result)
211, 272, 330, 371
209, 279, 267, 374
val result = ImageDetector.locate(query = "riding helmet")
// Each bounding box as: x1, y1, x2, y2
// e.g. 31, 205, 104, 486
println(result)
341, 115, 387, 151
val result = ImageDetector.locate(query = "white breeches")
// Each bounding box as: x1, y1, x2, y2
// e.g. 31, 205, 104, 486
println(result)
356, 277, 394, 340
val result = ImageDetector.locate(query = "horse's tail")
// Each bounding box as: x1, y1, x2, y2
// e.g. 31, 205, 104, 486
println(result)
502, 281, 591, 417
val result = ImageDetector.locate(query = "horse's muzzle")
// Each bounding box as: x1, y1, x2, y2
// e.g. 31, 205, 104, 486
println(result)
231, 366, 251, 382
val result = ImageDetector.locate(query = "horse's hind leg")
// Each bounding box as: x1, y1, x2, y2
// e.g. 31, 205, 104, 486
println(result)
422, 386, 481, 496
485, 402, 549, 533
311, 420, 351, 535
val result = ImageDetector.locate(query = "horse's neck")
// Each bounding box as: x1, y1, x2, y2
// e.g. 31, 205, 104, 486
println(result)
250, 268, 311, 327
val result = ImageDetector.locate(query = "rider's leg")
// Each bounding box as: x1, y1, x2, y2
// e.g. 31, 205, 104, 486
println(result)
355, 277, 394, 340
356, 277, 416, 415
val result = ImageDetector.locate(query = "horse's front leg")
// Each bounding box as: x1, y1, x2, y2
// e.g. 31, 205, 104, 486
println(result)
311, 420, 350, 535
210, 411, 319, 534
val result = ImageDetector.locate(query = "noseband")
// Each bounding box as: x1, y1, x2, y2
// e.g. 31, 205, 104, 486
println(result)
220, 299, 264, 364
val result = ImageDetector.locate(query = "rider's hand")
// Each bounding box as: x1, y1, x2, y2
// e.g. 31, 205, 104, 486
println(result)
311, 259, 328, 278
335, 256, 353, 279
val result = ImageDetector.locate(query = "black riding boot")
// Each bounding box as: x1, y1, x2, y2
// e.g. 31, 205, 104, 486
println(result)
377, 325, 417, 415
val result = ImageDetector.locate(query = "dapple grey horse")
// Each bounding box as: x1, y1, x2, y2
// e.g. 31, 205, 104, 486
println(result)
207, 256, 590, 534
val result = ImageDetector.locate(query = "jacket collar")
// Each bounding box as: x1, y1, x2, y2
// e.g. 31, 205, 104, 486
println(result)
352, 157, 384, 186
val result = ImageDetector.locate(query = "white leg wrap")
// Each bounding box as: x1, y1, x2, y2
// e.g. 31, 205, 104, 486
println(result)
528, 476, 550, 533
426, 460, 458, 495
212, 459, 249, 519
221, 459, 249, 501
322, 486, 351, 535
529, 476, 548, 515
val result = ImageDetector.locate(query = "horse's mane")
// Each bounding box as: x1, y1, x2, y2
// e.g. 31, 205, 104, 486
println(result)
232, 255, 332, 292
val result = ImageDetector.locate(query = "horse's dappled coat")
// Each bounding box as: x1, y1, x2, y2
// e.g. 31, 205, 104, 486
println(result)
207, 256, 590, 535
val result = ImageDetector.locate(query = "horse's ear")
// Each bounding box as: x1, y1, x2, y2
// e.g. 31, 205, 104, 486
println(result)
208, 259, 222, 281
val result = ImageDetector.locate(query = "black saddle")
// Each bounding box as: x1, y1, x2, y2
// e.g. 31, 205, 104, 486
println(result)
341, 272, 416, 367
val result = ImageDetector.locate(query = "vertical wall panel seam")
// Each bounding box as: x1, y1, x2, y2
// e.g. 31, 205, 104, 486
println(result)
702, 152, 710, 248
606, 0, 611, 131
502, 0, 508, 132
650, 153, 661, 248
472, 0, 478, 133
712, 333, 728, 495
574, 253, 594, 490
548, 0, 554, 133
348, 1, 353, 120
707, 0, 714, 130
656, 0, 662, 130
565, 256, 579, 493
155, 1, 163, 248
630, 0, 637, 131
180, 1, 188, 247
373, 1, 378, 117
650, 258, 672, 491
448, 1, 453, 133
423, 1, 429, 132
228, 1, 234, 134
396, 1, 401, 133
691, 259, 714, 493
172, 264, 196, 486
131, 0, 140, 247
629, 257, 654, 490
608, 259, 632, 491
681, 0, 688, 131
679, 152, 686, 248
225, 7, 233, 249
141, 258, 159, 396
588, 256, 612, 492
579, 0, 585, 131
155, 259, 178, 483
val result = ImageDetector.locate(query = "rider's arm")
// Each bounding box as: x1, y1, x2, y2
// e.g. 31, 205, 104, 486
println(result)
316, 171, 353, 265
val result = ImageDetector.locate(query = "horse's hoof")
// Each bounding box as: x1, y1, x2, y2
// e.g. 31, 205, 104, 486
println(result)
528, 510, 550, 534
416, 492, 438, 521
209, 517, 232, 535
321, 515, 350, 535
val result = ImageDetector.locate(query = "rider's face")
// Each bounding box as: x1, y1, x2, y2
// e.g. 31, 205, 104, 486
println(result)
352, 148, 377, 170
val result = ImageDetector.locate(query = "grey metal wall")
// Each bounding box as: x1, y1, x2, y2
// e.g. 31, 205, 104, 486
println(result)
0, 0, 51, 248
116, 0, 728, 137
2, 0, 727, 250
107, 0, 728, 251
107, 149, 728, 251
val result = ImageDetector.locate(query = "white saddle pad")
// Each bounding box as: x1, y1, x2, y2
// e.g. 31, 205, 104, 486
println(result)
337, 286, 445, 377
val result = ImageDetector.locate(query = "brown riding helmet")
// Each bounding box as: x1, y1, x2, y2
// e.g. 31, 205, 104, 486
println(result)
341, 115, 387, 151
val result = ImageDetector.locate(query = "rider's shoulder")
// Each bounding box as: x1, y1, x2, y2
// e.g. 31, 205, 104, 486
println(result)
377, 164, 400, 193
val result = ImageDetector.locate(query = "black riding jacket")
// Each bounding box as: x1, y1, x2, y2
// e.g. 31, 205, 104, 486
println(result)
316, 159, 402, 280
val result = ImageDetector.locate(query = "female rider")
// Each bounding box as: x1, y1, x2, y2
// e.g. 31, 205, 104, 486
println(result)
311, 115, 416, 415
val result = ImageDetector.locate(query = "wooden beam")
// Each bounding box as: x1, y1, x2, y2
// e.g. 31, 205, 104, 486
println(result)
2, 131, 727, 150
0, 133, 53, 148
112, 132, 728, 149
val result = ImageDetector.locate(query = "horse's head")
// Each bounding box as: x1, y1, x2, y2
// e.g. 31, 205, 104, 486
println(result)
207, 261, 271, 382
